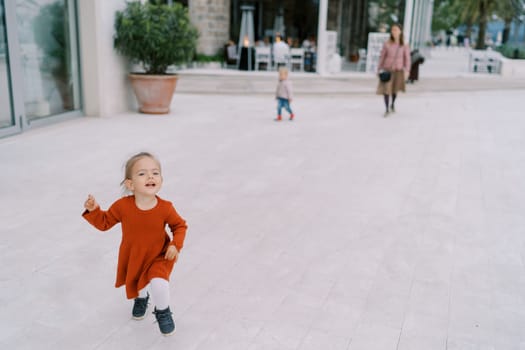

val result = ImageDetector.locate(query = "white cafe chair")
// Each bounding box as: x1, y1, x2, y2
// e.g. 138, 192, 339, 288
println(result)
255, 46, 272, 71
289, 48, 305, 72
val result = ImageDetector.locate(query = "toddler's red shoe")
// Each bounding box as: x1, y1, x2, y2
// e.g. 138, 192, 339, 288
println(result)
289, 114, 295, 121
275, 115, 282, 121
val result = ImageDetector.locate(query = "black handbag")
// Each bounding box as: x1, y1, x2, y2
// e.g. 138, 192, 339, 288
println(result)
379, 71, 391, 82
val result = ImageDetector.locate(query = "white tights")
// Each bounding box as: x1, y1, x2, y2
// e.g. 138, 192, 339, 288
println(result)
138, 277, 170, 310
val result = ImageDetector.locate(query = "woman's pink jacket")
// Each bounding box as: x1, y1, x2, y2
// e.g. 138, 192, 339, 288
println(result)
378, 41, 411, 73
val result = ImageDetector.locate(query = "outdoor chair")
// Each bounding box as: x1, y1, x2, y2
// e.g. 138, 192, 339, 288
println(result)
223, 44, 238, 68
255, 46, 272, 71
289, 48, 305, 72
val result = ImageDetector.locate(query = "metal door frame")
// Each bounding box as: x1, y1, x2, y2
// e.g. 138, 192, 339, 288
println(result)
0, 0, 83, 139
0, 0, 23, 137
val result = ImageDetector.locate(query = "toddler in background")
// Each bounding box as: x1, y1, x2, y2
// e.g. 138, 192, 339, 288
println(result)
275, 67, 295, 121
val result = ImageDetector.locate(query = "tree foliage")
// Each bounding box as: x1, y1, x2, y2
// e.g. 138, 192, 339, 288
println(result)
114, 0, 198, 74
368, 0, 406, 29
432, 0, 524, 49
431, 0, 461, 32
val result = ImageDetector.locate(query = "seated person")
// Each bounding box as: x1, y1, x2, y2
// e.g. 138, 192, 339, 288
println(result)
256, 37, 270, 48
273, 35, 290, 67
302, 36, 317, 52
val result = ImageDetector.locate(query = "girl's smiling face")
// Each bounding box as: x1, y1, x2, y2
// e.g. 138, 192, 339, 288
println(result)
125, 156, 163, 197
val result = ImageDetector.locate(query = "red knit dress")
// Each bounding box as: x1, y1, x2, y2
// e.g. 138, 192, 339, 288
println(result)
82, 195, 187, 299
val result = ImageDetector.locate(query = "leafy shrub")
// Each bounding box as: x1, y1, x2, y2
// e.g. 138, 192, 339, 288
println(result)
114, 1, 199, 74
194, 53, 223, 63
496, 44, 525, 59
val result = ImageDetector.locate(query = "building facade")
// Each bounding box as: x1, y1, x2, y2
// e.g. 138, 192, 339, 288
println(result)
189, 0, 231, 56
196, 0, 433, 72
1, 0, 84, 137
0, 0, 432, 138
1, 0, 131, 138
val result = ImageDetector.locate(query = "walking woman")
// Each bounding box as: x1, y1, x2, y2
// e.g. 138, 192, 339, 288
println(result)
377, 23, 411, 117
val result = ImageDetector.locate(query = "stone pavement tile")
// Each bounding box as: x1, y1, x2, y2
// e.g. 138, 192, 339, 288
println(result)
429, 190, 458, 217
491, 265, 525, 305
290, 268, 337, 300
170, 271, 223, 317
406, 279, 449, 313
146, 318, 214, 350
2, 257, 124, 349
328, 270, 376, 301
194, 318, 263, 350
156, 306, 230, 350
359, 289, 410, 329
401, 310, 448, 339
492, 306, 525, 345
310, 297, 365, 337
445, 337, 496, 350
247, 321, 310, 350
396, 334, 446, 350
227, 291, 287, 323
298, 329, 351, 350
347, 322, 401, 350
81, 319, 162, 350
269, 292, 324, 329
447, 295, 493, 343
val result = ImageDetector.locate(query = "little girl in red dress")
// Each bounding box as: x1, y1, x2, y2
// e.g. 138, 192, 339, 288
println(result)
82, 152, 187, 336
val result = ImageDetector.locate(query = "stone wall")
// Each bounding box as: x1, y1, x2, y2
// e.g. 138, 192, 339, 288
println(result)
189, 0, 231, 56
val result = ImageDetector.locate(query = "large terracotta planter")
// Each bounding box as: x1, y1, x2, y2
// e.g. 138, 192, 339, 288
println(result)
129, 74, 178, 114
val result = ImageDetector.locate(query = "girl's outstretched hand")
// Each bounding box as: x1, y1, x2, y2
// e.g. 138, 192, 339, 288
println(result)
84, 194, 99, 212
165, 245, 179, 261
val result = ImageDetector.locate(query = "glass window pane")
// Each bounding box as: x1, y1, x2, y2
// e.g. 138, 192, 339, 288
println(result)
16, 0, 80, 121
0, 0, 14, 129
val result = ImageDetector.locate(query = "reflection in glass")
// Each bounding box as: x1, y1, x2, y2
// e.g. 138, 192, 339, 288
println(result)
16, 0, 80, 121
0, 1, 14, 129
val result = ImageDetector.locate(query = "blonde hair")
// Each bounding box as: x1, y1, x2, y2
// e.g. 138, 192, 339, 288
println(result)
120, 152, 161, 189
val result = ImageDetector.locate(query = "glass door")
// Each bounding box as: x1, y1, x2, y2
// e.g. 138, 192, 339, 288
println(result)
0, 0, 81, 138
15, 0, 81, 123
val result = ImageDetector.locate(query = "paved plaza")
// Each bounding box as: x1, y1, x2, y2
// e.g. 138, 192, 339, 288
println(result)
1, 50, 525, 349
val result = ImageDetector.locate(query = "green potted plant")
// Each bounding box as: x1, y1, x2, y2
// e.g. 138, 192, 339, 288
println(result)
114, 0, 198, 114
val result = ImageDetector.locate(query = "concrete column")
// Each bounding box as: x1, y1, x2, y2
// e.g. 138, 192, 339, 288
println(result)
412, 0, 421, 47
403, 0, 414, 47
424, 1, 434, 45
421, 1, 429, 46
417, 0, 424, 46
189, 0, 230, 56
317, 0, 329, 75
77, 0, 132, 117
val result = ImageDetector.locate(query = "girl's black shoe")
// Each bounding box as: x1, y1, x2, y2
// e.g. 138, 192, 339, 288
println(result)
153, 307, 175, 336
132, 293, 149, 320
